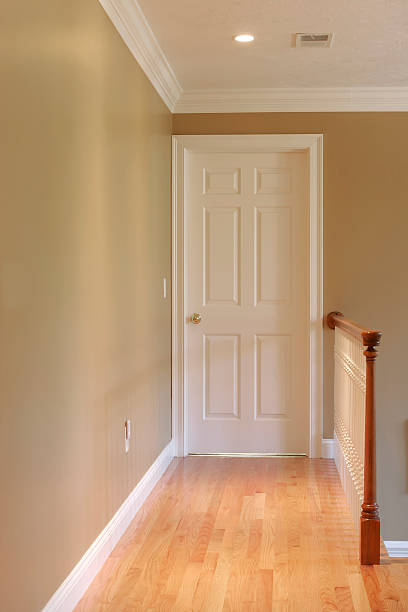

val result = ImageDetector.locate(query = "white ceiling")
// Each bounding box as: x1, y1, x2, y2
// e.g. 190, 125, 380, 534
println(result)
137, 0, 408, 90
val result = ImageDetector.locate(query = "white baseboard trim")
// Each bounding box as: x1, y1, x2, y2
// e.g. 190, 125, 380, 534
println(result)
321, 438, 334, 459
42, 439, 175, 612
384, 541, 408, 558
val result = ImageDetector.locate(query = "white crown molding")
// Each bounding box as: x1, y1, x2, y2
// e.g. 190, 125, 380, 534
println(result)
42, 439, 175, 612
98, 0, 182, 111
174, 87, 408, 113
384, 541, 408, 558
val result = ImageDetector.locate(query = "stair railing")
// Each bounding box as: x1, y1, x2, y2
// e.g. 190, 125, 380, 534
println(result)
327, 311, 382, 565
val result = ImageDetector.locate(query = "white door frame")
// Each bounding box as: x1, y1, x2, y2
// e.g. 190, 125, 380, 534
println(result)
172, 134, 324, 458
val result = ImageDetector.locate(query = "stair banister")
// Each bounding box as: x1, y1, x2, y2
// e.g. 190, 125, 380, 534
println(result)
327, 311, 382, 565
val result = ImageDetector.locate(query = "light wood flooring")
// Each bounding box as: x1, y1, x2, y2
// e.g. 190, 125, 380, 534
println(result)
76, 457, 408, 611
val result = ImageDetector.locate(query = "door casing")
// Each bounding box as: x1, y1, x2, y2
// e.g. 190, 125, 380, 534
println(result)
172, 134, 323, 458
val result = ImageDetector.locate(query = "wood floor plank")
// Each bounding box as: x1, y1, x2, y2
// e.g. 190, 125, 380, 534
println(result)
254, 569, 273, 611
75, 457, 408, 612
201, 556, 230, 612
349, 573, 372, 612
374, 565, 406, 611
335, 586, 356, 612
191, 551, 219, 611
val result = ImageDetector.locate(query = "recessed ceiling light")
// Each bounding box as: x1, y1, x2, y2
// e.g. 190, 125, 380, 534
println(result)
234, 34, 254, 43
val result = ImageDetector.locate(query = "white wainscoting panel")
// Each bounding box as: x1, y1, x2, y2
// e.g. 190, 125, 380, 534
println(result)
42, 440, 175, 612
333, 327, 366, 529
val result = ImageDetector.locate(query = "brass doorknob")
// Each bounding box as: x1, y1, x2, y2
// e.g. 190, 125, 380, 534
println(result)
191, 313, 202, 325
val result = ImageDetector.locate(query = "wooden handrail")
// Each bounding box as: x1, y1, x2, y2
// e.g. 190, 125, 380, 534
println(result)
327, 311, 382, 565
327, 311, 382, 347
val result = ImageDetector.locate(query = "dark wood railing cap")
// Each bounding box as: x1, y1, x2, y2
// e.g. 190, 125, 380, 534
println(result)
327, 311, 382, 348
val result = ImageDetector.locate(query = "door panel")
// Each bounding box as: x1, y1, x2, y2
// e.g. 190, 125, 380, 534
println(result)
204, 207, 240, 305
254, 334, 291, 419
186, 151, 309, 454
203, 334, 240, 419
255, 207, 291, 304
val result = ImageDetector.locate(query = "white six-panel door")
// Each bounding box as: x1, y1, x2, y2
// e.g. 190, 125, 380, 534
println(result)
185, 150, 310, 454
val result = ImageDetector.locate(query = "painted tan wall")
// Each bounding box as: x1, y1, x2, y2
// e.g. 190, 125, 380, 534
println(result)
173, 112, 408, 540
0, 2, 172, 610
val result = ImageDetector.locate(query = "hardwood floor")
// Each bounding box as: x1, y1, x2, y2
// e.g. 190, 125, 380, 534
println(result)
75, 457, 408, 611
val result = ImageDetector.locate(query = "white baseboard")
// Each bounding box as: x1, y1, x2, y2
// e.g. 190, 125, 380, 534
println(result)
321, 438, 334, 459
384, 541, 408, 558
42, 439, 175, 612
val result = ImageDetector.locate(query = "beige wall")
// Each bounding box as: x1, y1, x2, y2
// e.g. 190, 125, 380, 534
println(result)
0, 2, 172, 610
1, 3, 407, 606
173, 112, 408, 541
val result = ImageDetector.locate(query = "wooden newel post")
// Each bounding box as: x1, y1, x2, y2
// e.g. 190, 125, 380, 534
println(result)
360, 330, 382, 565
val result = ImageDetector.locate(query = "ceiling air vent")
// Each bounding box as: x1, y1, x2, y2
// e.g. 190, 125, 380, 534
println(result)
295, 33, 333, 48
